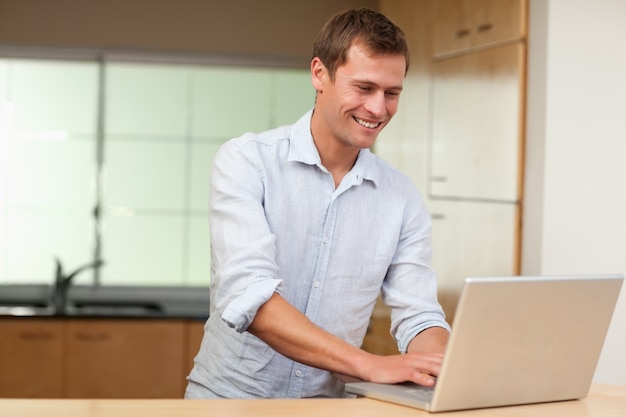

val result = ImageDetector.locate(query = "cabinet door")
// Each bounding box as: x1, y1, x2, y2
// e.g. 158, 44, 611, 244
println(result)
433, 0, 525, 56
432, 0, 471, 55
65, 319, 186, 398
428, 200, 519, 324
0, 319, 64, 398
430, 42, 524, 202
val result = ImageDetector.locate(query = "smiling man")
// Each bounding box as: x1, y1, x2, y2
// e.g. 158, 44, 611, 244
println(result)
185, 8, 450, 399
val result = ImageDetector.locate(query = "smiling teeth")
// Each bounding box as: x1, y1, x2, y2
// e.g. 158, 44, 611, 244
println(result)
355, 117, 380, 129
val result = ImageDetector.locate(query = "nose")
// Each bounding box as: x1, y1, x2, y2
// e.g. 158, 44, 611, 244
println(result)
363, 90, 387, 118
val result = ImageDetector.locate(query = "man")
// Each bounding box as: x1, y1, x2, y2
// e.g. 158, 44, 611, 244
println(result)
185, 8, 450, 399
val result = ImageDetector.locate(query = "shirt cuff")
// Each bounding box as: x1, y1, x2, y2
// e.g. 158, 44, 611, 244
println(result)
398, 320, 452, 353
220, 278, 283, 333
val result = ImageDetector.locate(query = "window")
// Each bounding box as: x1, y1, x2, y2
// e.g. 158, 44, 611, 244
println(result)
0, 57, 313, 286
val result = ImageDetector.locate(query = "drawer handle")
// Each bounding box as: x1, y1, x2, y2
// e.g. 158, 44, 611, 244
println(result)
431, 214, 446, 221
455, 28, 471, 38
477, 23, 494, 32
19, 332, 56, 341
430, 176, 448, 182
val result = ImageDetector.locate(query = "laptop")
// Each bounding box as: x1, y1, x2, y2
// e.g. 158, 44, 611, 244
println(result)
346, 274, 624, 412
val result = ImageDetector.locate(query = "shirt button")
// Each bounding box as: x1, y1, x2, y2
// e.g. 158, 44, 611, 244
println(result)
314, 281, 320, 288
322, 237, 329, 244
295, 370, 302, 377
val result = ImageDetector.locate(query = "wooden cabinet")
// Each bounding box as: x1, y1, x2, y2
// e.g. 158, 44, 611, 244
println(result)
430, 42, 525, 202
0, 318, 202, 398
429, 199, 519, 323
65, 320, 186, 398
428, 0, 526, 325
378, 0, 526, 341
0, 319, 64, 398
433, 0, 526, 56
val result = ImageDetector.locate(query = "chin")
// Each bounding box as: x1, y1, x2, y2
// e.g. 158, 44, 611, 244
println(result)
354, 138, 378, 150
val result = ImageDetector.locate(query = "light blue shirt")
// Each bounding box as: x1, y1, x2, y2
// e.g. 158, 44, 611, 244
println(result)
187, 110, 450, 399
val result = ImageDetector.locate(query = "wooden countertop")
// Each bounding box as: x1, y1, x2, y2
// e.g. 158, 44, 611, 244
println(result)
0, 385, 624, 417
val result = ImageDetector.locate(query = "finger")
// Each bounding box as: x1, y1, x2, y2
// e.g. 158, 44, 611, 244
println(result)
410, 371, 437, 387
406, 353, 444, 370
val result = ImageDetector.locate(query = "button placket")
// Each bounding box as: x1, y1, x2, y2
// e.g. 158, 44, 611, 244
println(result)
304, 197, 337, 322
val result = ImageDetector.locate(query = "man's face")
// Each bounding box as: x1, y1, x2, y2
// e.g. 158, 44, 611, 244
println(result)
312, 41, 406, 151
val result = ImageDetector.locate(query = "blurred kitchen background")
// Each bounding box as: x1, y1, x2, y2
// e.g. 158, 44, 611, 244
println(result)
1, 0, 625, 398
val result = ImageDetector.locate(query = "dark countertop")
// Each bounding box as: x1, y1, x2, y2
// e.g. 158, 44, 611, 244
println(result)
0, 284, 210, 320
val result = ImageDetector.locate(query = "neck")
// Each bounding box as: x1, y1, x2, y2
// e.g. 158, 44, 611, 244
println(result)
323, 150, 358, 188
310, 114, 359, 188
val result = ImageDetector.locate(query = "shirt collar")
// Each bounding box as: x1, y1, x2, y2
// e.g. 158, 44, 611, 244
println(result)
287, 109, 380, 187
287, 110, 320, 166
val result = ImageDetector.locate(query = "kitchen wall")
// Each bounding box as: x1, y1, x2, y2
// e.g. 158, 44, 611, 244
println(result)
523, 0, 626, 385
0, 0, 376, 66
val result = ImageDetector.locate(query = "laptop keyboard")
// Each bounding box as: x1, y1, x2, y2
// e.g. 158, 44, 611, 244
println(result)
400, 383, 435, 402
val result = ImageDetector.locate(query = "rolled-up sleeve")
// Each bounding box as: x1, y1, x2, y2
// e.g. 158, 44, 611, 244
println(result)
209, 136, 283, 332
220, 278, 282, 332
382, 190, 451, 353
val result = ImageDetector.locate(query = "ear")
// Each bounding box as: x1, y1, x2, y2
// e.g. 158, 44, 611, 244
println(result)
311, 57, 327, 92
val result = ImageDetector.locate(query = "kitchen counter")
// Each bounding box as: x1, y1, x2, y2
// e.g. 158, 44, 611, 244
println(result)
0, 284, 210, 319
0, 385, 624, 417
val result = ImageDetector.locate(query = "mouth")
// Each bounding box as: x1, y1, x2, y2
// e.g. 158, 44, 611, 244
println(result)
353, 116, 383, 129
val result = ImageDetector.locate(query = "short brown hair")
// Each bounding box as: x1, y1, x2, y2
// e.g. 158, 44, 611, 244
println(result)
312, 8, 409, 81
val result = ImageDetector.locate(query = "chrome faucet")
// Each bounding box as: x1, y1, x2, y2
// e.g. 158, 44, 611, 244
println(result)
51, 258, 104, 315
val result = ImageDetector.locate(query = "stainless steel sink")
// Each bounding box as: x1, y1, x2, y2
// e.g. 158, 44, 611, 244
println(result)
0, 284, 210, 318
0, 301, 164, 317
66, 301, 164, 317
0, 305, 54, 316
0, 296, 164, 317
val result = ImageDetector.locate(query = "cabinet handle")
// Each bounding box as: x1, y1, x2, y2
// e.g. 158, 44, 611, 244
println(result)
74, 332, 111, 342
430, 176, 448, 182
455, 29, 471, 38
477, 23, 494, 33
19, 331, 56, 341
431, 213, 446, 221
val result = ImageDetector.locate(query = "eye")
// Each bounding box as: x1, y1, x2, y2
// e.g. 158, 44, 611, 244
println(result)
357, 85, 372, 92
385, 90, 401, 97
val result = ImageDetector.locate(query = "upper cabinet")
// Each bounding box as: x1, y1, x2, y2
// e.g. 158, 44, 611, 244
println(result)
429, 0, 527, 202
380, 0, 527, 323
430, 42, 525, 202
433, 0, 526, 57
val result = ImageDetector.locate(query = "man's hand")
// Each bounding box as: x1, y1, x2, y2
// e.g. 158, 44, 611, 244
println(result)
360, 351, 445, 386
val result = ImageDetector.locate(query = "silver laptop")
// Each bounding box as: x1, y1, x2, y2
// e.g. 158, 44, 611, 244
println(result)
346, 274, 624, 412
